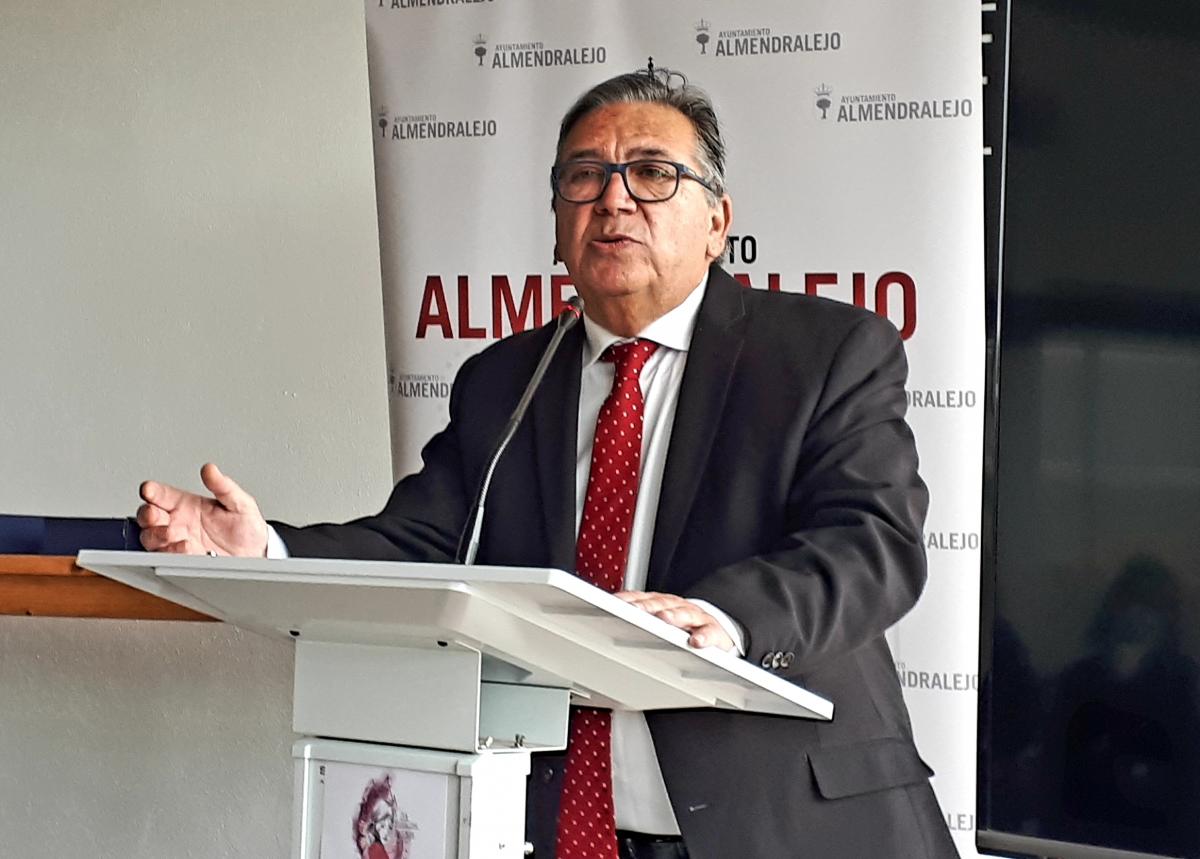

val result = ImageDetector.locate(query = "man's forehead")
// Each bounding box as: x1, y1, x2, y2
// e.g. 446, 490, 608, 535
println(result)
559, 102, 697, 161
562, 142, 676, 161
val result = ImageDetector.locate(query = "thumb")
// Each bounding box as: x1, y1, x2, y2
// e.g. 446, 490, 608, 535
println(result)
199, 462, 252, 513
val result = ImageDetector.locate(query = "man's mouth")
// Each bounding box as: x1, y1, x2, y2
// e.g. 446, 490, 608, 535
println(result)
591, 234, 638, 247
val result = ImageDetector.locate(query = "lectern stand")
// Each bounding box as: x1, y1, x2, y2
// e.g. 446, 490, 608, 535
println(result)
78, 552, 833, 859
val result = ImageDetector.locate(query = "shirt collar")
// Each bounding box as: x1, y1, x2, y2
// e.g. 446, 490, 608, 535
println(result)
581, 272, 709, 367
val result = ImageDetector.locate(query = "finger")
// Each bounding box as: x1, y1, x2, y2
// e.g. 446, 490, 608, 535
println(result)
138, 524, 193, 550
160, 539, 198, 554
687, 620, 734, 651
139, 524, 173, 551
650, 607, 734, 650
200, 462, 251, 513
614, 591, 670, 606
135, 504, 168, 529
653, 604, 708, 629
618, 592, 688, 614
139, 480, 188, 512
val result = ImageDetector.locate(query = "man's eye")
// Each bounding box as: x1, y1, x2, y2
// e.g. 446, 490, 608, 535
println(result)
632, 163, 674, 181
566, 166, 604, 182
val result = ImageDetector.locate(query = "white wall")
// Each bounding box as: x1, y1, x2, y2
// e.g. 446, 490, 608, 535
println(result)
0, 618, 296, 858
0, 0, 391, 524
0, 0, 391, 855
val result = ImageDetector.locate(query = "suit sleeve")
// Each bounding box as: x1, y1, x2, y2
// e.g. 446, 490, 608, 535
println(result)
270, 354, 483, 561
685, 313, 928, 676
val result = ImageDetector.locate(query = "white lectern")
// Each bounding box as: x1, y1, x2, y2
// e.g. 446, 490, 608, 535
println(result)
78, 552, 833, 859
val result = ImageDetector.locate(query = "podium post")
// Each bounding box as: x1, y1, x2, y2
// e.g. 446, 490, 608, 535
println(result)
79, 552, 833, 859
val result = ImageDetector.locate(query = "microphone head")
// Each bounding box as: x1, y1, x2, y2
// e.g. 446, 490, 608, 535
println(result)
559, 295, 585, 328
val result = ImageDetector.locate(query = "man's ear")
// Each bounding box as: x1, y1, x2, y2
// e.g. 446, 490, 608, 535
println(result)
706, 194, 734, 261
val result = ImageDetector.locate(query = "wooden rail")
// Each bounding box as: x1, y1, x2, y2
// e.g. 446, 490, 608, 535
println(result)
0, 555, 215, 621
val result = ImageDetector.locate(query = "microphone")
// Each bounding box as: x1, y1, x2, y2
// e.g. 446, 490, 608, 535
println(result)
455, 296, 584, 565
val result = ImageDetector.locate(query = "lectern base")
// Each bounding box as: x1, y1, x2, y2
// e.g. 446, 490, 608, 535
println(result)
293, 738, 531, 859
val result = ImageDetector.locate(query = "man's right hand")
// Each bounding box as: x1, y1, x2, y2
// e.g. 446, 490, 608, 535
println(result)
137, 462, 269, 557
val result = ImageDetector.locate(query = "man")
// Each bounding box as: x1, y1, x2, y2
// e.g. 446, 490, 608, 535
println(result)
139, 70, 958, 859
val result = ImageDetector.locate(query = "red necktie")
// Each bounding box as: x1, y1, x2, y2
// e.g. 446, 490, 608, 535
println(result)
556, 339, 659, 859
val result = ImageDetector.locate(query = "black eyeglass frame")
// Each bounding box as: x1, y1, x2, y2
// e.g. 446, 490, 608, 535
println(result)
550, 159, 719, 204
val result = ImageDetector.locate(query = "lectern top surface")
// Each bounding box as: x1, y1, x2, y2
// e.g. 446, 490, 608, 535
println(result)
78, 551, 833, 721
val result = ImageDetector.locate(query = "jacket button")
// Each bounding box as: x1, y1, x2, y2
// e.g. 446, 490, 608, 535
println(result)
780, 652, 794, 669
760, 651, 776, 669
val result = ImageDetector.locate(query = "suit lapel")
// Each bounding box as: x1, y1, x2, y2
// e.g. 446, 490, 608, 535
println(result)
531, 324, 584, 571
647, 268, 748, 588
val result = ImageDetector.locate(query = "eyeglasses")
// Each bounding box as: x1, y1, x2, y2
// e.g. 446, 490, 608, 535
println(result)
551, 159, 717, 204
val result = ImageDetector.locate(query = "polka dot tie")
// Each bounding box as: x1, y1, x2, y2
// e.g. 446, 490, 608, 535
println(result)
555, 338, 659, 859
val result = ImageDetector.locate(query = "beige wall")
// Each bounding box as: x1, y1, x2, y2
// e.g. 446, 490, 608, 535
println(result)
0, 0, 390, 855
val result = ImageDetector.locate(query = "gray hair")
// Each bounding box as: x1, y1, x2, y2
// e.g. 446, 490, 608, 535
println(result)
553, 69, 727, 205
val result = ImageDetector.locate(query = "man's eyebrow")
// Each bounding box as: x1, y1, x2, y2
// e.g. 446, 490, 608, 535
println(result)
626, 145, 673, 159
561, 147, 605, 161
560, 144, 677, 162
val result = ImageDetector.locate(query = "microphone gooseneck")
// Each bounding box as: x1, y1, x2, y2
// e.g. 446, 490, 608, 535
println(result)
455, 296, 584, 565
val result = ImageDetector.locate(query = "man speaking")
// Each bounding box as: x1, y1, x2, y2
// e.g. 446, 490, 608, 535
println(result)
138, 68, 957, 859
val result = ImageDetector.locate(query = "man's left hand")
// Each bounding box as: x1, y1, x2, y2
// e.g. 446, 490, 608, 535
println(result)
615, 591, 735, 651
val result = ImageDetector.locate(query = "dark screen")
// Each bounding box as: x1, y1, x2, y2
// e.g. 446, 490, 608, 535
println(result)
981, 1, 1200, 857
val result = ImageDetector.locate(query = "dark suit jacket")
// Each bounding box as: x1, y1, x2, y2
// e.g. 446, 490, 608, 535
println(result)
276, 266, 959, 859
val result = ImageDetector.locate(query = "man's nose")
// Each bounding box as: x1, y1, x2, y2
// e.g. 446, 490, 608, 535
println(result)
595, 168, 637, 212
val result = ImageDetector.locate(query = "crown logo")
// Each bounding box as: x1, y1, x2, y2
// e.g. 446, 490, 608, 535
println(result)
473, 33, 488, 66
473, 33, 487, 46
695, 19, 710, 32
695, 19, 711, 53
814, 84, 833, 119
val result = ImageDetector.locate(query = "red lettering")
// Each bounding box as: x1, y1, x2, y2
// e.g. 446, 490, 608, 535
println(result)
732, 273, 780, 290
458, 275, 486, 339
549, 275, 575, 318
852, 272, 867, 308
415, 275, 452, 339
804, 272, 837, 297
874, 272, 917, 340
492, 274, 544, 337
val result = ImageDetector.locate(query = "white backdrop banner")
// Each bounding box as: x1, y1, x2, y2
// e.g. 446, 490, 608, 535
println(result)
366, 1, 984, 855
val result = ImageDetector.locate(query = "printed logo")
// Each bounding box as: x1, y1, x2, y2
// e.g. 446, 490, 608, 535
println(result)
721, 235, 920, 341
376, 105, 498, 142
389, 371, 451, 400
905, 389, 978, 408
414, 273, 578, 340
473, 33, 607, 69
815, 84, 833, 119
378, 0, 493, 8
945, 812, 976, 833
823, 87, 974, 123
895, 661, 980, 693
694, 21, 842, 58
924, 531, 982, 551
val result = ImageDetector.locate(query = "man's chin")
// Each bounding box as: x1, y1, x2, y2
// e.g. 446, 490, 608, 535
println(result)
572, 261, 649, 295
573, 279, 644, 309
